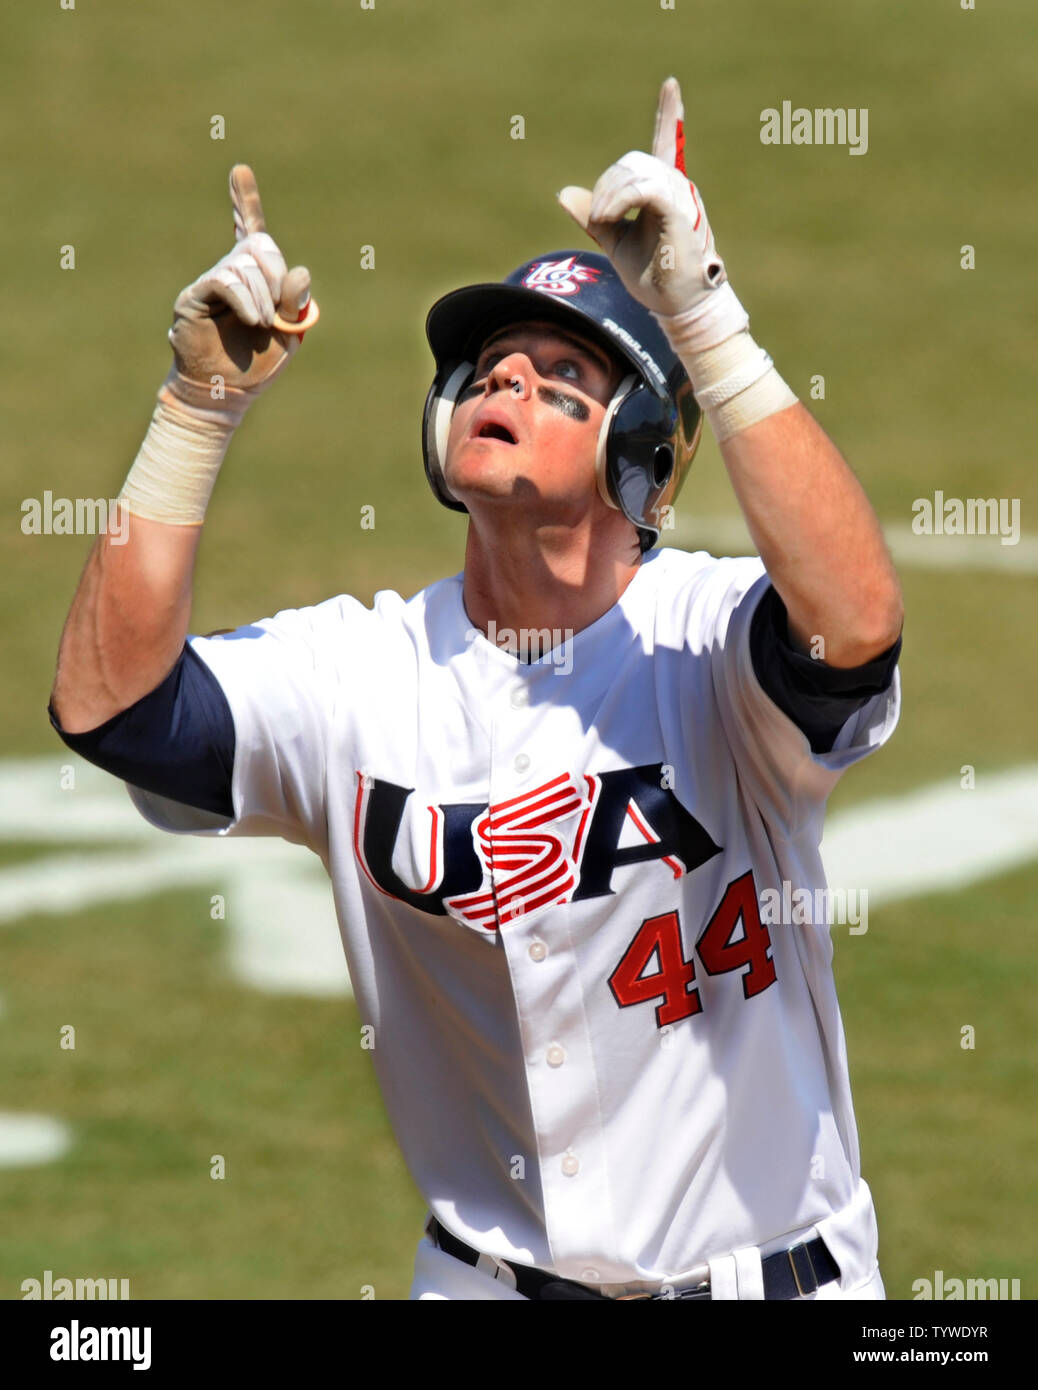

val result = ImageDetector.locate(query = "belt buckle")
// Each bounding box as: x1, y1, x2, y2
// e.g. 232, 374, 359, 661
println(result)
674, 1278, 712, 1301
615, 1274, 712, 1301
787, 1242, 818, 1298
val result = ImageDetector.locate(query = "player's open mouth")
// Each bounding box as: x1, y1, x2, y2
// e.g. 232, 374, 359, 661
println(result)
475, 422, 517, 445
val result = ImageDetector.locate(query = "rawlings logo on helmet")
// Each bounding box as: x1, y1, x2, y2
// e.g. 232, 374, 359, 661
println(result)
603, 316, 667, 390
521, 256, 601, 297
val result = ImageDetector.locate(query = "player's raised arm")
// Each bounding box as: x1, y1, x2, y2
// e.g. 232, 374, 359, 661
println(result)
51, 166, 315, 733
559, 79, 903, 668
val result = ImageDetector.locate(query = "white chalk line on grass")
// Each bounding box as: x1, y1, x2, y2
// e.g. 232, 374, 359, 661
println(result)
0, 1113, 72, 1167
822, 764, 1038, 905
0, 770, 348, 996
670, 514, 1038, 574
0, 758, 156, 842
0, 760, 346, 1166
2, 757, 1037, 1164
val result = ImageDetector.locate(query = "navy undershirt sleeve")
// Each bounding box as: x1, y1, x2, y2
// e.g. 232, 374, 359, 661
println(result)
48, 644, 236, 818
749, 584, 901, 755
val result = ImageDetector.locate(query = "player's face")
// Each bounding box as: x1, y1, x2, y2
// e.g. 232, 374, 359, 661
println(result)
443, 321, 623, 518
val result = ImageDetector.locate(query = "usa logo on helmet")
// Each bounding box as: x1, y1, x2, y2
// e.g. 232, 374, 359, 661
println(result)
522, 256, 601, 297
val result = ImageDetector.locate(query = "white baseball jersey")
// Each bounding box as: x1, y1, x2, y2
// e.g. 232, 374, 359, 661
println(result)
128, 545, 899, 1296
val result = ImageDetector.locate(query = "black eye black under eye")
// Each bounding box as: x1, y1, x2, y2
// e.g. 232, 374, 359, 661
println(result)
536, 386, 590, 422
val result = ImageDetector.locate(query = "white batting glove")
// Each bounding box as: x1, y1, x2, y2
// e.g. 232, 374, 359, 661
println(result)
559, 79, 796, 441
163, 164, 314, 425
119, 166, 316, 525
558, 77, 745, 345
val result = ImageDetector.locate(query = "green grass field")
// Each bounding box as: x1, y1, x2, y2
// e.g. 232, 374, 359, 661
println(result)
1, 0, 1035, 1301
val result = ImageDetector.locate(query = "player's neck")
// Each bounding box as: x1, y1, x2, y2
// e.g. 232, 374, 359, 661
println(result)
461, 515, 642, 651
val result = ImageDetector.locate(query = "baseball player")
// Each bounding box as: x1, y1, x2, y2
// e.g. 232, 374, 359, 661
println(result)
50, 79, 903, 1300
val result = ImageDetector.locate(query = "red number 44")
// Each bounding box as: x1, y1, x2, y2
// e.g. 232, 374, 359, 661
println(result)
608, 872, 777, 1028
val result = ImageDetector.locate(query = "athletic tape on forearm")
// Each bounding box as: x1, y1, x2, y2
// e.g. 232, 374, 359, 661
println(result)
695, 336, 798, 442
657, 296, 798, 443
118, 387, 241, 525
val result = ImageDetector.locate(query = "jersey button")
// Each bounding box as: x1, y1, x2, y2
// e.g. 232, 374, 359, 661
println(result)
513, 753, 530, 774
528, 940, 547, 962
581, 1269, 600, 1283
546, 1043, 565, 1067
510, 685, 529, 709
561, 1152, 580, 1177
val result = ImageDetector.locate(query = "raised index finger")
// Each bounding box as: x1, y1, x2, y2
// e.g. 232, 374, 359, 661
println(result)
229, 164, 267, 241
651, 76, 686, 174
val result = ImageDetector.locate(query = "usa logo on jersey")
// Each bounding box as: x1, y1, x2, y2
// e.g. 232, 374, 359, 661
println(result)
521, 257, 601, 297
352, 765, 721, 929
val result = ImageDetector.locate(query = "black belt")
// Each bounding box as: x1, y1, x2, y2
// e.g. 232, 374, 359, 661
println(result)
431, 1219, 840, 1300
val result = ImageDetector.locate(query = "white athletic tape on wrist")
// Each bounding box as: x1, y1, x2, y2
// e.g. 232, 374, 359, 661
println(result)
661, 319, 799, 443
693, 346, 776, 408
706, 368, 798, 442
119, 391, 238, 525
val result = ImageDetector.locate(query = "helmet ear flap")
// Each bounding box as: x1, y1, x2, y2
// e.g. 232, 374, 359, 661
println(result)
597, 380, 682, 546
423, 361, 474, 513
594, 374, 639, 513
651, 443, 675, 489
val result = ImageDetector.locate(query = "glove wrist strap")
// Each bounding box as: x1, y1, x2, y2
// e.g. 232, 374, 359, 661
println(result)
159, 366, 254, 428
654, 282, 749, 353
